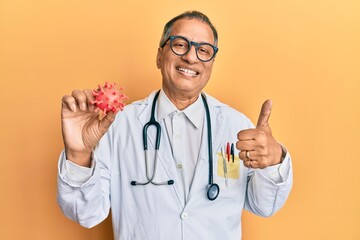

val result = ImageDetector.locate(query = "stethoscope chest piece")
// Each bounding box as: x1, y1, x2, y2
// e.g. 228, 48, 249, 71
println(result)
207, 183, 220, 201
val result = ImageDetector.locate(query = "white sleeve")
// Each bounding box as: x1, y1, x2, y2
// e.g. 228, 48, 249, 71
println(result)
244, 150, 293, 217
56, 132, 112, 228
58, 151, 95, 187
257, 151, 291, 184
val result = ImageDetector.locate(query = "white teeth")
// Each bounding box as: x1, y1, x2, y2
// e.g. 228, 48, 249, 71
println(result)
177, 67, 197, 75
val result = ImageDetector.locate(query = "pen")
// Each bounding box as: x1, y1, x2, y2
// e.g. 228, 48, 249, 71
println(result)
226, 143, 230, 162
231, 143, 234, 163
221, 148, 228, 187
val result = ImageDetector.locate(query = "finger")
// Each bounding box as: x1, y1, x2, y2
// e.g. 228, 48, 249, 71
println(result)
237, 129, 267, 148
83, 89, 95, 112
249, 160, 260, 169
242, 159, 251, 168
236, 140, 254, 152
242, 159, 258, 168
240, 148, 274, 169
256, 99, 272, 128
72, 89, 88, 111
62, 95, 77, 112
241, 157, 261, 169
238, 150, 255, 161
237, 129, 258, 141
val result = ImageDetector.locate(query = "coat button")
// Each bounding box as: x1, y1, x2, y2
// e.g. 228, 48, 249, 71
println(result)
176, 163, 183, 169
181, 212, 189, 219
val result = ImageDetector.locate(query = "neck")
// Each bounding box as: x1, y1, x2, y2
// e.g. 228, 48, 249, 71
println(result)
163, 88, 200, 110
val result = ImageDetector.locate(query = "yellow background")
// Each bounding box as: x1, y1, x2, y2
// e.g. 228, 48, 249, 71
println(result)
1, 0, 359, 239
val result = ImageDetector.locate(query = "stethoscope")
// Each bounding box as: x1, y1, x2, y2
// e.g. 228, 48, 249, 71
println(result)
131, 90, 220, 201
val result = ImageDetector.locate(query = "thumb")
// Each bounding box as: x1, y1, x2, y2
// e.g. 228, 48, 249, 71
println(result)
99, 111, 117, 133
256, 99, 272, 128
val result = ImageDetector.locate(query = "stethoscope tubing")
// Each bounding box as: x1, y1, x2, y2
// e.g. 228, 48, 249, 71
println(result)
131, 150, 173, 185
131, 90, 219, 200
201, 94, 219, 200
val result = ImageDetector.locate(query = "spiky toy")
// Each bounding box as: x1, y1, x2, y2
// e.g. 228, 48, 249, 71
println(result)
91, 82, 128, 116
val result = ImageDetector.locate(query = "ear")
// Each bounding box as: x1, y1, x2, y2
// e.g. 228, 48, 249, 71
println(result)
156, 47, 162, 69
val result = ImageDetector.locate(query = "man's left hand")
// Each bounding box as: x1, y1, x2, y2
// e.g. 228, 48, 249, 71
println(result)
236, 100, 283, 169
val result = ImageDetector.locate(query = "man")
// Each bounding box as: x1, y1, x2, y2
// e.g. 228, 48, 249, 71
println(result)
58, 11, 292, 240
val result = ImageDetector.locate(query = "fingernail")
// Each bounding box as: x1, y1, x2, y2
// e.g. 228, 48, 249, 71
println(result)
70, 103, 77, 112
81, 103, 87, 111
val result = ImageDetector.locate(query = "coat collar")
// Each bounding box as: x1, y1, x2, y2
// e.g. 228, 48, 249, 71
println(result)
136, 90, 227, 127
157, 90, 204, 129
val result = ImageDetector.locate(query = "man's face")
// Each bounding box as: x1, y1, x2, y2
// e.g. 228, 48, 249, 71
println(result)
157, 19, 216, 98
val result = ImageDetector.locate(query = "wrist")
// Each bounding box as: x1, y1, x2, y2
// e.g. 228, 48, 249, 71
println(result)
278, 144, 286, 163
272, 143, 286, 165
65, 149, 92, 167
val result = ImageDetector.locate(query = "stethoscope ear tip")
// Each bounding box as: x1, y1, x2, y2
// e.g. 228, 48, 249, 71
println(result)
131, 181, 137, 186
167, 180, 174, 185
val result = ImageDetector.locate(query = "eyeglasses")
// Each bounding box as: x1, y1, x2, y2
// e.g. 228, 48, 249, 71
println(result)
161, 35, 218, 62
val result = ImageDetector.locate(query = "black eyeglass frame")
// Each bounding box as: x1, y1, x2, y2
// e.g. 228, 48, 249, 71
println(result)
161, 35, 219, 62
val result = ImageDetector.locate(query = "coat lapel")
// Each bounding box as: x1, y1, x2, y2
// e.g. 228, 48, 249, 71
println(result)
188, 93, 225, 201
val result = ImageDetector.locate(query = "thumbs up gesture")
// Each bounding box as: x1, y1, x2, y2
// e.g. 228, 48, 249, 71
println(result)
236, 100, 283, 169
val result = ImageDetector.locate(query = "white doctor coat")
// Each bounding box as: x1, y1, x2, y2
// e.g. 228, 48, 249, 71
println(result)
57, 91, 293, 240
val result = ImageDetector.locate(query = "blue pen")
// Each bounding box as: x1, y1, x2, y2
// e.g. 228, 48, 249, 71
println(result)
231, 143, 234, 162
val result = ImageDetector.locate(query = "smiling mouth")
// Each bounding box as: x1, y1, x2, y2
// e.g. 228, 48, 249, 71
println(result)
176, 67, 199, 76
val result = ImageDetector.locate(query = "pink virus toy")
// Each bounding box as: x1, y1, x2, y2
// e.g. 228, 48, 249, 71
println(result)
91, 82, 128, 116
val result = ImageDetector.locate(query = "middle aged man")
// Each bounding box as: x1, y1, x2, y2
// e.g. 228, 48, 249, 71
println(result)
58, 11, 293, 240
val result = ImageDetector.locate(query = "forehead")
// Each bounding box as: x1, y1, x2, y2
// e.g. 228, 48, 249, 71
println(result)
170, 18, 215, 44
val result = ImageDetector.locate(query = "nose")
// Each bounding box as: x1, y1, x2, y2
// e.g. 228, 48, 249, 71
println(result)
181, 44, 198, 63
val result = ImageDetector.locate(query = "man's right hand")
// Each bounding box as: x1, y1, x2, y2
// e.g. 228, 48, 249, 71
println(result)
61, 89, 117, 167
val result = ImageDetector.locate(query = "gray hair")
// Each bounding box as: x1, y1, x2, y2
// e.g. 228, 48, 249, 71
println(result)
159, 11, 218, 47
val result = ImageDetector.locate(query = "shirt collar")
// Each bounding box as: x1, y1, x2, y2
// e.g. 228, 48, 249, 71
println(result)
157, 90, 177, 121
157, 90, 204, 129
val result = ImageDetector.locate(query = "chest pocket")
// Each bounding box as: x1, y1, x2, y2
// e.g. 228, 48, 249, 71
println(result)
217, 152, 240, 179
214, 150, 245, 199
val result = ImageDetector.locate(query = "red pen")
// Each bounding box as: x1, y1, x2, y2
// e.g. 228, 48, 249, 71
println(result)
226, 142, 230, 162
